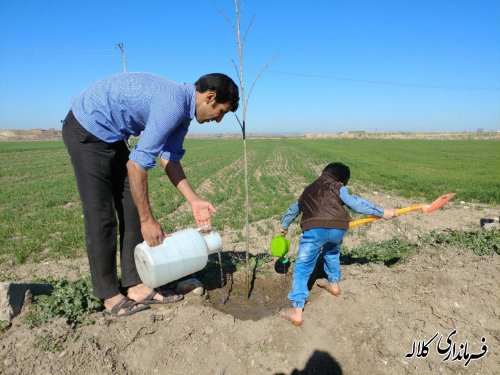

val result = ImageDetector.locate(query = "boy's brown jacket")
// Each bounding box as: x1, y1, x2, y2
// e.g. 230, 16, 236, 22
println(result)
298, 174, 351, 231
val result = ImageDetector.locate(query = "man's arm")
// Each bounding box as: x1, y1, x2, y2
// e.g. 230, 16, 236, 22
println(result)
160, 158, 216, 229
126, 159, 166, 246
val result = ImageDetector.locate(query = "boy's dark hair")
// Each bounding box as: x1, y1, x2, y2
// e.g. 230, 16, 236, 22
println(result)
195, 73, 240, 112
322, 162, 350, 185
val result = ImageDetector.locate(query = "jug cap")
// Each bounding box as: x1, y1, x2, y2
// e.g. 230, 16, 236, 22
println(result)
203, 231, 223, 254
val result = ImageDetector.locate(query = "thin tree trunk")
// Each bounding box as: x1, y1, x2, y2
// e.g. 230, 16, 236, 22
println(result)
218, 1, 276, 300
243, 137, 250, 299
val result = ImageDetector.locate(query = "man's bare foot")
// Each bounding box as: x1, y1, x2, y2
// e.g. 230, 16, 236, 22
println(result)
127, 283, 164, 302
127, 283, 182, 304
103, 294, 148, 317
316, 278, 342, 296
277, 307, 303, 326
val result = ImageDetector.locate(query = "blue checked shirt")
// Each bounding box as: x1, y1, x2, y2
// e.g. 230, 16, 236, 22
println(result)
71, 72, 196, 170
280, 186, 385, 230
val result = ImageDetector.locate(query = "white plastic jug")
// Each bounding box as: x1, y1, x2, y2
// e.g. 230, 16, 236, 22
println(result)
134, 228, 222, 289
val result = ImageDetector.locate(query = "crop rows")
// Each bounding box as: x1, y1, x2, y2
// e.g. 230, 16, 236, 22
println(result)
0, 138, 498, 265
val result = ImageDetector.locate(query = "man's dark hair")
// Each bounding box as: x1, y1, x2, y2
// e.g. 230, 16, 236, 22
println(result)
195, 73, 240, 112
322, 162, 350, 185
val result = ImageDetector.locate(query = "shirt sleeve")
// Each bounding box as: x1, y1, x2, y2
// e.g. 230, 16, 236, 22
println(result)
159, 118, 189, 162
280, 202, 301, 230
129, 96, 187, 170
339, 186, 385, 217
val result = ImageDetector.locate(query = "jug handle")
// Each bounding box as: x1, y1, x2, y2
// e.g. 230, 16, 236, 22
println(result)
143, 236, 169, 248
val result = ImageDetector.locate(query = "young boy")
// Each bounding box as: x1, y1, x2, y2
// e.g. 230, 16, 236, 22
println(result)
277, 162, 397, 326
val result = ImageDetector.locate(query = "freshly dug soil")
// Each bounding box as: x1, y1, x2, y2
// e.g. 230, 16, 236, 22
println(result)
1, 197, 498, 375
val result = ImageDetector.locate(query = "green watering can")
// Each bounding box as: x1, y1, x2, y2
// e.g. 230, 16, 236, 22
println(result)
270, 235, 290, 258
270, 236, 291, 274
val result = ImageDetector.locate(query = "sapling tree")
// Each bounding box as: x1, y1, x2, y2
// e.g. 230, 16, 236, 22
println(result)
218, 1, 278, 300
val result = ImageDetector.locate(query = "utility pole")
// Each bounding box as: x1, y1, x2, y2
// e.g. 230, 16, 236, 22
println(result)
116, 43, 127, 73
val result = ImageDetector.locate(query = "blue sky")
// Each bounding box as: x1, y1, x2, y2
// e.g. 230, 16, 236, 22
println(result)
1, 0, 499, 134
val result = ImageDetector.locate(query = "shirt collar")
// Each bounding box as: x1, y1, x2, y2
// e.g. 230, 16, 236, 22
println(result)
187, 84, 196, 120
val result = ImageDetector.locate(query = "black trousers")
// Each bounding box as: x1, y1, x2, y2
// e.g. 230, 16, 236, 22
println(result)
62, 111, 143, 299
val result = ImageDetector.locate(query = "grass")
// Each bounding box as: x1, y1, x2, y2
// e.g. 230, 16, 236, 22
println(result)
0, 138, 498, 265
420, 229, 499, 256
286, 138, 500, 204
342, 238, 418, 266
343, 229, 499, 266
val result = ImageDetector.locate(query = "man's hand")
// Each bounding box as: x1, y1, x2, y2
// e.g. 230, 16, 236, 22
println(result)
162, 159, 216, 230
127, 160, 165, 246
280, 228, 288, 236
141, 217, 166, 247
190, 198, 217, 229
383, 208, 398, 220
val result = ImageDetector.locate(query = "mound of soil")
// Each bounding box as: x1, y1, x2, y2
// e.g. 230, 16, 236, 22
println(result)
1, 198, 498, 374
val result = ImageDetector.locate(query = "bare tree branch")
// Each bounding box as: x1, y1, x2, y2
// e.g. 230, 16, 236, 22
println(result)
234, 0, 246, 135
214, 5, 236, 34
242, 13, 255, 46
234, 113, 244, 131
246, 53, 280, 109
231, 58, 241, 85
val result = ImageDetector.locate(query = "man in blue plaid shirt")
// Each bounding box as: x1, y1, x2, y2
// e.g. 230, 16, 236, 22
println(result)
62, 72, 239, 317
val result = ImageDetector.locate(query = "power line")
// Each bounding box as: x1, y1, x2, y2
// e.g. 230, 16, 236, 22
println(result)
1, 47, 498, 91
267, 69, 500, 91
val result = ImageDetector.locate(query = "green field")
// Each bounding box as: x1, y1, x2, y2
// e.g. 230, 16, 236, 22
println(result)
0, 138, 498, 265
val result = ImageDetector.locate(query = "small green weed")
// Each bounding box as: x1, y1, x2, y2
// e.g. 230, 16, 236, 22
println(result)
343, 238, 417, 266
258, 341, 268, 354
24, 277, 101, 327
251, 253, 274, 272
256, 224, 267, 236
421, 229, 499, 256
35, 333, 64, 352
234, 231, 245, 243
0, 320, 10, 332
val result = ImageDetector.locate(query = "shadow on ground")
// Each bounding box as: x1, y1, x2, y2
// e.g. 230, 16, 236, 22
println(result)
275, 350, 343, 375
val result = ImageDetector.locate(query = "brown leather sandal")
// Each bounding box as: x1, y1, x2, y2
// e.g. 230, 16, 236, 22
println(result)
104, 297, 149, 317
141, 289, 184, 305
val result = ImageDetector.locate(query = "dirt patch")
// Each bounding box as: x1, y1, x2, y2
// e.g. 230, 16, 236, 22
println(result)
0, 196, 498, 374
0, 129, 62, 141
207, 270, 292, 321
2, 129, 498, 142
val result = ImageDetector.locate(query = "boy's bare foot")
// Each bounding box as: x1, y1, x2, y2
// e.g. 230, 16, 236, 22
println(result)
316, 278, 342, 296
277, 307, 303, 326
